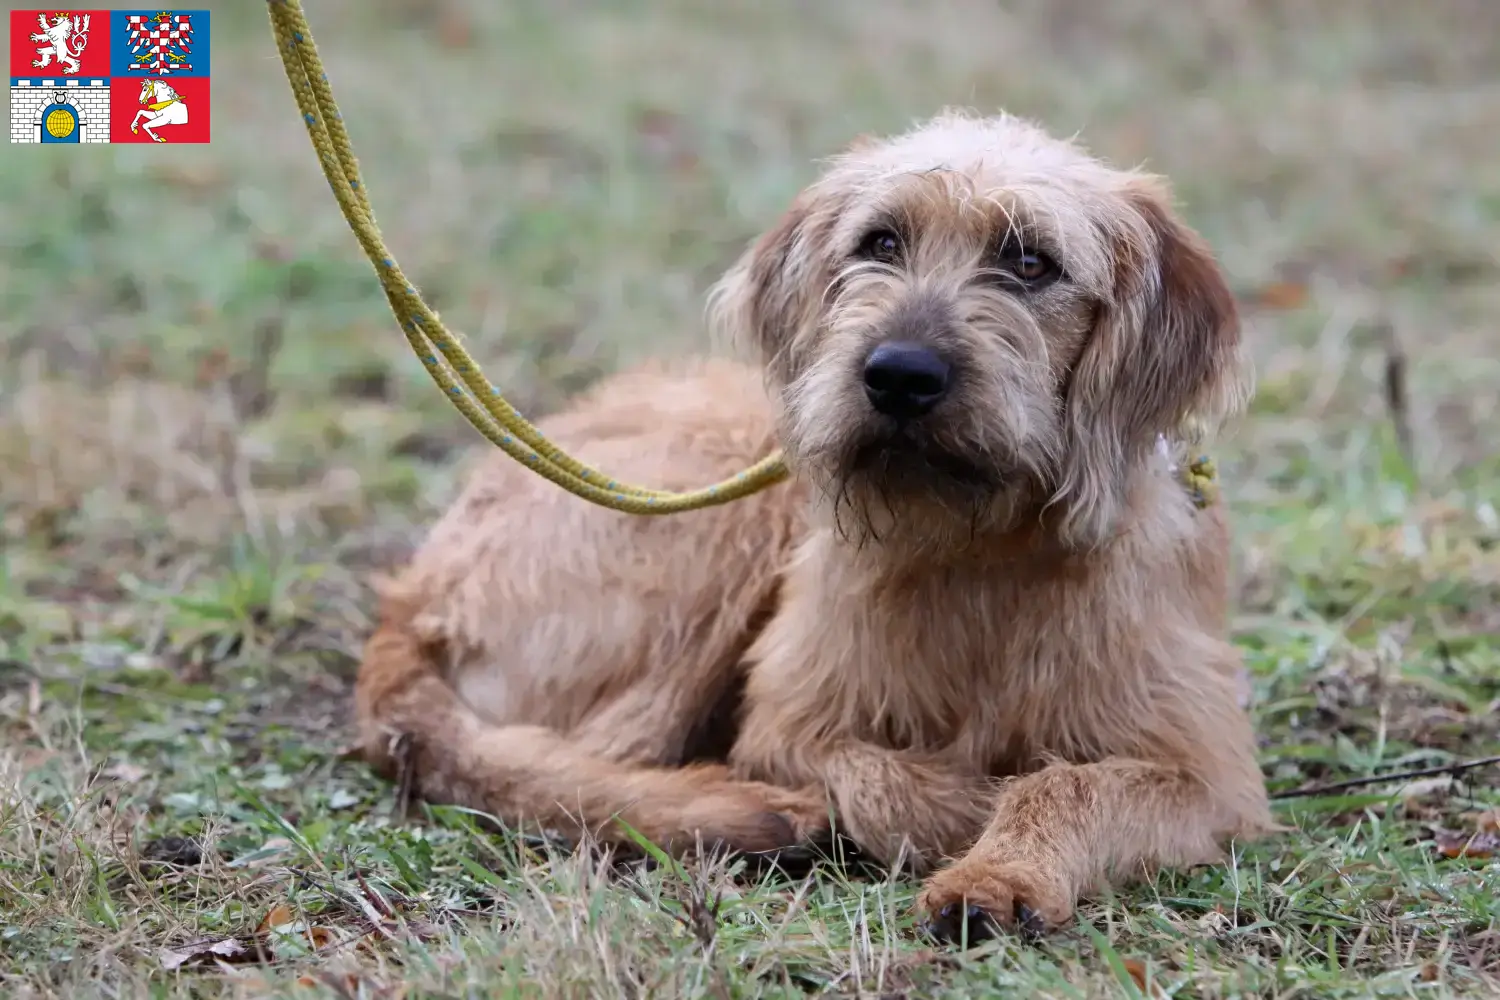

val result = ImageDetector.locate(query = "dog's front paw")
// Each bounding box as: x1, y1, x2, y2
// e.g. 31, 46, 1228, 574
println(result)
915, 860, 1073, 945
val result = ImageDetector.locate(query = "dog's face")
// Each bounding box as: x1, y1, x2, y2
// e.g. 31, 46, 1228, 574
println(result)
712, 111, 1247, 551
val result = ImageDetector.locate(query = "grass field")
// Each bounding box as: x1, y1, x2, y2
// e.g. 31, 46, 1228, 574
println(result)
2, 0, 1498, 996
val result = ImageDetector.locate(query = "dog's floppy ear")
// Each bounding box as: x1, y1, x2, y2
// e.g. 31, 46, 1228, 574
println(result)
708, 194, 827, 383
1054, 176, 1247, 548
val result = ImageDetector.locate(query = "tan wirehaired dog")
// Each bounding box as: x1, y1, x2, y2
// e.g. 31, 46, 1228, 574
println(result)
354, 108, 1274, 940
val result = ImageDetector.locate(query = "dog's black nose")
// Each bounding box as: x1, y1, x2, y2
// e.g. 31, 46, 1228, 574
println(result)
863, 341, 951, 418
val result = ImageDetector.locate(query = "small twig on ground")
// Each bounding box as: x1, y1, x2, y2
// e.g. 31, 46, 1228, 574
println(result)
1378, 318, 1418, 484
1272, 754, 1500, 800
390, 732, 417, 818
349, 857, 396, 919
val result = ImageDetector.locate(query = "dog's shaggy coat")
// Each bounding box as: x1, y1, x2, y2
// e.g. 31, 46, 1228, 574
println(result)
355, 110, 1274, 935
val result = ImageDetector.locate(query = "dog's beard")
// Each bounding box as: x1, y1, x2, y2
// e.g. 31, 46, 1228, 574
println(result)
819, 420, 1015, 548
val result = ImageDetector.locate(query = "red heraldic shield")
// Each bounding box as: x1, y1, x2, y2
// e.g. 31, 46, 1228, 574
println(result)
9, 10, 112, 79
110, 75, 210, 143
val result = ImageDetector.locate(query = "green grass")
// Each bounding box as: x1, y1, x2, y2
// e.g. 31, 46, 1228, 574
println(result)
2, 0, 1499, 995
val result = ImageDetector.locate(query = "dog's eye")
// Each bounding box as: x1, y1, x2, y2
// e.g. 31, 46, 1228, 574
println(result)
1014, 253, 1054, 281
998, 248, 1061, 288
855, 229, 903, 264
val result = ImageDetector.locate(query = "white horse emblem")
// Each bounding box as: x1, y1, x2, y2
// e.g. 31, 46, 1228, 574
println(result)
131, 78, 189, 143
30, 12, 91, 75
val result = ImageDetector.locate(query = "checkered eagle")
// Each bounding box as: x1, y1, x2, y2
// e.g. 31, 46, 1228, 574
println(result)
125, 11, 195, 74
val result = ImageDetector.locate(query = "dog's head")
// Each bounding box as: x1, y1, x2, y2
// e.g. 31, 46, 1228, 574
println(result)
711, 110, 1247, 551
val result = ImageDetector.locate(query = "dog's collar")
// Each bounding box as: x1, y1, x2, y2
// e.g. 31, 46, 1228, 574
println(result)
1156, 434, 1219, 510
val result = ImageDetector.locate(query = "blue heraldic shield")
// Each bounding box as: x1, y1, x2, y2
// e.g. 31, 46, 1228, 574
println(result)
39, 94, 82, 143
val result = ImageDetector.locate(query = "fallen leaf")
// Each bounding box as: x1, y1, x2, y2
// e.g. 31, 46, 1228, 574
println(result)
1121, 957, 1165, 996
1252, 280, 1309, 311
259, 903, 337, 952
258, 904, 295, 934
1432, 826, 1500, 860
159, 937, 251, 971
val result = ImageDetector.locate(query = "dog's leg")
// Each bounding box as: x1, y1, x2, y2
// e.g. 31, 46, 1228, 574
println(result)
357, 615, 828, 856
728, 572, 996, 870
731, 703, 994, 872
797, 742, 993, 871
913, 705, 1271, 940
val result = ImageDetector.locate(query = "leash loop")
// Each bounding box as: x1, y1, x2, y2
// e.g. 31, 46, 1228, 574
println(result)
265, 0, 789, 514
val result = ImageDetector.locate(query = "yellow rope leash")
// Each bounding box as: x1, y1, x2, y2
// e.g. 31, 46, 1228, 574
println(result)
265, 0, 788, 514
